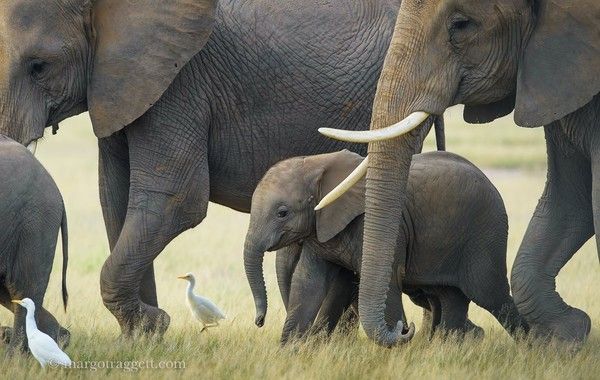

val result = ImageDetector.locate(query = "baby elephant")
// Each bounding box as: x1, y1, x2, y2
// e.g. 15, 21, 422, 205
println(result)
0, 136, 69, 351
244, 150, 528, 341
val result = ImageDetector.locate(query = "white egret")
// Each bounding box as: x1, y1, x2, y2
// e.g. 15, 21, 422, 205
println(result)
177, 273, 226, 332
12, 298, 71, 368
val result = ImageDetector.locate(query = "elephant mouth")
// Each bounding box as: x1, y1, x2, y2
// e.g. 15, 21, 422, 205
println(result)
266, 239, 285, 252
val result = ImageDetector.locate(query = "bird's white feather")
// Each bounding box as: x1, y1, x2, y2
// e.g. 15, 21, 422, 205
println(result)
182, 274, 226, 326
15, 298, 71, 368
29, 330, 72, 367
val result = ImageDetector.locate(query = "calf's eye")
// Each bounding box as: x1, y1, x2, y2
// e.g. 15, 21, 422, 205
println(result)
277, 206, 289, 218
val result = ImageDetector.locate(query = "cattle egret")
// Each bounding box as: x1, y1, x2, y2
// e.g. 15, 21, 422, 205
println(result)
12, 298, 71, 368
177, 273, 226, 332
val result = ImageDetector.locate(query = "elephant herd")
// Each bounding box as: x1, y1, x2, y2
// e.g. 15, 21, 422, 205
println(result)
0, 0, 597, 351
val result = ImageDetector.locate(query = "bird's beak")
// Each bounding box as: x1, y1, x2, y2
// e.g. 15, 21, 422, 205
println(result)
177, 275, 187, 280
11, 300, 22, 305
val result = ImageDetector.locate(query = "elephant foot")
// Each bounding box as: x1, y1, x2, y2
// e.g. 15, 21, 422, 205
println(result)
463, 320, 484, 340
111, 302, 171, 338
0, 326, 12, 344
531, 308, 591, 346
56, 327, 71, 349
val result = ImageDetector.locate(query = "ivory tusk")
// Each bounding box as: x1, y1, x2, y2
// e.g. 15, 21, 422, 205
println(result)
315, 157, 369, 210
319, 111, 430, 143
27, 140, 38, 155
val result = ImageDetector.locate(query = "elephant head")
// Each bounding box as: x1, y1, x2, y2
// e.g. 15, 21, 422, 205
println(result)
0, 0, 216, 146
318, 0, 599, 346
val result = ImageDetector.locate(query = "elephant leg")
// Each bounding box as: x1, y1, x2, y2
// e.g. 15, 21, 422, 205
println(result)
98, 131, 130, 253
422, 291, 482, 339
511, 126, 593, 344
314, 267, 358, 335
99, 132, 159, 307
281, 246, 333, 344
463, 319, 484, 340
592, 155, 600, 262
9, 303, 27, 353
408, 291, 434, 335
0, 286, 13, 345
425, 295, 443, 336
35, 307, 70, 348
435, 287, 469, 338
275, 243, 302, 311
6, 222, 57, 352
100, 109, 210, 337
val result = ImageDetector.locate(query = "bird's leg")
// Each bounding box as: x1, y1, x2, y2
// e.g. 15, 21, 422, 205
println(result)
200, 323, 219, 333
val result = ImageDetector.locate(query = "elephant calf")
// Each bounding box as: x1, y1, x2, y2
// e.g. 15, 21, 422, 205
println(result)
0, 136, 69, 351
244, 150, 529, 342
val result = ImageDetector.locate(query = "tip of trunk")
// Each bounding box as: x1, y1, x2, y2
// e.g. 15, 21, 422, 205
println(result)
362, 319, 415, 348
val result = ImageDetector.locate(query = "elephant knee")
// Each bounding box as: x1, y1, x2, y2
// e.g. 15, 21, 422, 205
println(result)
510, 252, 545, 312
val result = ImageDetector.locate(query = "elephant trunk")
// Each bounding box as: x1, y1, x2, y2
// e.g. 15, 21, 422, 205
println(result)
359, 130, 423, 347
243, 232, 268, 328
0, 90, 45, 148
355, 10, 443, 347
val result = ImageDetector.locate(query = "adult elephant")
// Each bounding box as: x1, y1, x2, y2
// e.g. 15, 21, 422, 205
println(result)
0, 0, 429, 335
319, 0, 599, 346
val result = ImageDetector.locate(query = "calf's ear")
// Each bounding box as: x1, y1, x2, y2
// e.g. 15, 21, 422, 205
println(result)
314, 150, 366, 243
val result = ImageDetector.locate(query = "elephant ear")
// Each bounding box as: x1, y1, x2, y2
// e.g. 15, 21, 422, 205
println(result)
88, 0, 217, 138
314, 150, 366, 243
514, 0, 600, 127
463, 94, 516, 124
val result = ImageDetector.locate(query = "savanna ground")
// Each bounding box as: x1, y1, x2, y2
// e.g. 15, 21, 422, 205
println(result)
0, 106, 598, 379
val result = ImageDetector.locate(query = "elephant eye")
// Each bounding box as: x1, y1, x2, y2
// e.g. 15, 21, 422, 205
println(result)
451, 17, 471, 31
277, 206, 289, 219
448, 13, 476, 45
28, 59, 49, 79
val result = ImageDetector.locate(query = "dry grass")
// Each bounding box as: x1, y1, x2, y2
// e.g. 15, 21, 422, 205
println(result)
0, 109, 598, 379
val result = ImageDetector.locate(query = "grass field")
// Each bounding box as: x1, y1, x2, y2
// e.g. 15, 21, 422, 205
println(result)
0, 107, 598, 379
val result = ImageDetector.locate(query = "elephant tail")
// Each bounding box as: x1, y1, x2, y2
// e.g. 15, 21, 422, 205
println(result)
60, 207, 69, 312
434, 115, 445, 151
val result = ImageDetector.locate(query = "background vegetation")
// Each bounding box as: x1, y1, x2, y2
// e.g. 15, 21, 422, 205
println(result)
1, 107, 598, 379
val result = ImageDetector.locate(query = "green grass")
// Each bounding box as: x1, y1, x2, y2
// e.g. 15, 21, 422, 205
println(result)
1, 111, 598, 379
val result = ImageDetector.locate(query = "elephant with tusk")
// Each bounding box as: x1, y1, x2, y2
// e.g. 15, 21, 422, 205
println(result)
244, 150, 528, 345
319, 0, 600, 347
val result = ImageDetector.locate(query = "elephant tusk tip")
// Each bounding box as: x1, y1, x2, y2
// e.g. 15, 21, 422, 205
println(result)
317, 127, 332, 135
26, 140, 38, 155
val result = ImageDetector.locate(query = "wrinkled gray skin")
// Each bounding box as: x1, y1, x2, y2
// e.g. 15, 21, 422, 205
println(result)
0, 136, 69, 352
0, 0, 440, 335
245, 150, 528, 343
346, 0, 599, 347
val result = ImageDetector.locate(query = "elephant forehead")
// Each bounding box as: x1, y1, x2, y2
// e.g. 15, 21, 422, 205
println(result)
0, 0, 82, 43
261, 158, 305, 188
5, 1, 66, 31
